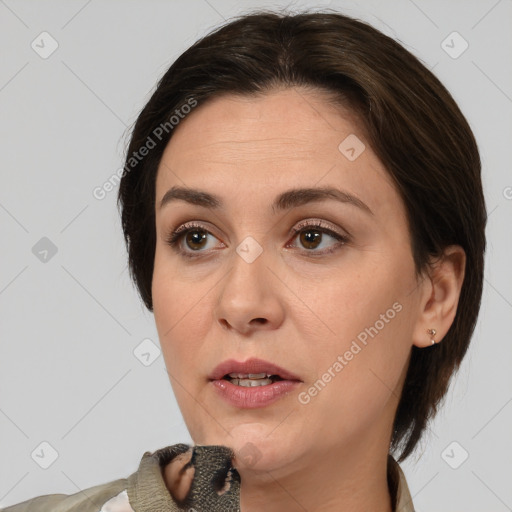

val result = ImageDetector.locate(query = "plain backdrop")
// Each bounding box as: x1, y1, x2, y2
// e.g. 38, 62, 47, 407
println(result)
1, 0, 511, 510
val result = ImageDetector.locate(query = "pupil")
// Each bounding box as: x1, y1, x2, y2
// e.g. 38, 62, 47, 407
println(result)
300, 230, 321, 249
186, 230, 207, 250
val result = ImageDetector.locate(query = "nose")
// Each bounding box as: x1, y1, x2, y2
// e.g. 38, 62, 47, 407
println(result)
214, 244, 285, 336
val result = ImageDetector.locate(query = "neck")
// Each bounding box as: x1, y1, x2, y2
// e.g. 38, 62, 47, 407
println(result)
238, 432, 393, 512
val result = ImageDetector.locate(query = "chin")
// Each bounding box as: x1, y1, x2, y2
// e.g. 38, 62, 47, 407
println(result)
197, 421, 298, 473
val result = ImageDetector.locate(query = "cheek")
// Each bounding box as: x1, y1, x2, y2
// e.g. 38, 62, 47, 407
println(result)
152, 252, 211, 375
294, 251, 408, 346
293, 255, 415, 434
152, 268, 213, 437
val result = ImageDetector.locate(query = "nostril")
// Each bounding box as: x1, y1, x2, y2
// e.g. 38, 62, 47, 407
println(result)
218, 319, 230, 330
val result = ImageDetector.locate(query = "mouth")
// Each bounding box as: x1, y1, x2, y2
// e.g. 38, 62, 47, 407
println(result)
209, 357, 302, 384
208, 358, 302, 408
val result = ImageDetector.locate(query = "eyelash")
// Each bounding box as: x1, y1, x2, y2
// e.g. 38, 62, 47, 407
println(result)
165, 220, 350, 259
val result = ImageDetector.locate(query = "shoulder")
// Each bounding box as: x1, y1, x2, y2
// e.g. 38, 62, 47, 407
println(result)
1, 443, 239, 512
388, 455, 415, 512
1, 478, 131, 512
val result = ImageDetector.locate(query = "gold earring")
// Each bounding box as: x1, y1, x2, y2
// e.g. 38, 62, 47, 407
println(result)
427, 328, 437, 345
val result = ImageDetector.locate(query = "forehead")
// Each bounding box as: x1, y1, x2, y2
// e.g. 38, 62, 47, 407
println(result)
161, 88, 361, 163
155, 88, 398, 215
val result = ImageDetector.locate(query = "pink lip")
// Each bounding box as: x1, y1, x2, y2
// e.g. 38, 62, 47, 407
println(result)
209, 358, 302, 409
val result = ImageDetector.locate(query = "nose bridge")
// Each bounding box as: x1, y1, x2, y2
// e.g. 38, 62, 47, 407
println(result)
223, 235, 268, 304
215, 235, 284, 332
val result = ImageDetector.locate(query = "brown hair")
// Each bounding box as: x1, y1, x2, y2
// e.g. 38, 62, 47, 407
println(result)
117, 10, 486, 461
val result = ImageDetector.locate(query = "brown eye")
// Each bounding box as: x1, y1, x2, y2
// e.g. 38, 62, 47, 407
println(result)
299, 229, 323, 249
185, 230, 208, 250
165, 222, 223, 259
288, 221, 349, 255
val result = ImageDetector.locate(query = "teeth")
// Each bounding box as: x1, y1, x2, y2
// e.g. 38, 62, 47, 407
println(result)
226, 372, 280, 386
228, 372, 271, 379
230, 378, 273, 387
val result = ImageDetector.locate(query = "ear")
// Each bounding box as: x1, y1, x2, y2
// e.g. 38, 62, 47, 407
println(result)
412, 245, 466, 348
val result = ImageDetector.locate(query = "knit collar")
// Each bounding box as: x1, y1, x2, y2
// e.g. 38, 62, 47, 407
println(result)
127, 444, 415, 511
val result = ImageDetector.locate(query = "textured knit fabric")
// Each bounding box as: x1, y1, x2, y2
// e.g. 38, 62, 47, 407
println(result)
1, 444, 415, 511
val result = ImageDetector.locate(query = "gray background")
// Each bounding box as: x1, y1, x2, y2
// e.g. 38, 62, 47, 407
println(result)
0, 0, 511, 510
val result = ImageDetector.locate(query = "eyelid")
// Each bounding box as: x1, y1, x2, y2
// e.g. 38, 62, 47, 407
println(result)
165, 220, 223, 248
289, 218, 350, 240
165, 218, 350, 257
169, 218, 348, 241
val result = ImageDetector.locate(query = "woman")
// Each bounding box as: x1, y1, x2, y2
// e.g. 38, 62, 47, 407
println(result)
3, 9, 486, 512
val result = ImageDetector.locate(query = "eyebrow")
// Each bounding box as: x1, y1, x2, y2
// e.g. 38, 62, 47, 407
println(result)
159, 186, 373, 215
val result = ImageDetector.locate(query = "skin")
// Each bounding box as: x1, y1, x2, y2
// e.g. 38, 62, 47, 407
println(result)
152, 87, 466, 511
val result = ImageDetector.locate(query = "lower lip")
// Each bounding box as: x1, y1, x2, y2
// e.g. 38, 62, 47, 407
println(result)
210, 379, 301, 409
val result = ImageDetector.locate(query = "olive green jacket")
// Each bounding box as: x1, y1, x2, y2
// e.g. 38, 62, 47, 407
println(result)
1, 444, 415, 511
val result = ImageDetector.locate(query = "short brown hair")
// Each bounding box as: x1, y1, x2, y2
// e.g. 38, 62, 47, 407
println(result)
117, 10, 486, 461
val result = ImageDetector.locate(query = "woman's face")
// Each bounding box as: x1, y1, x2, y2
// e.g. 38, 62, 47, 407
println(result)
152, 87, 425, 475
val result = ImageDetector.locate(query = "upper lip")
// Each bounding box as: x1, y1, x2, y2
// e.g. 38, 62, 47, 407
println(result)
209, 357, 302, 381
